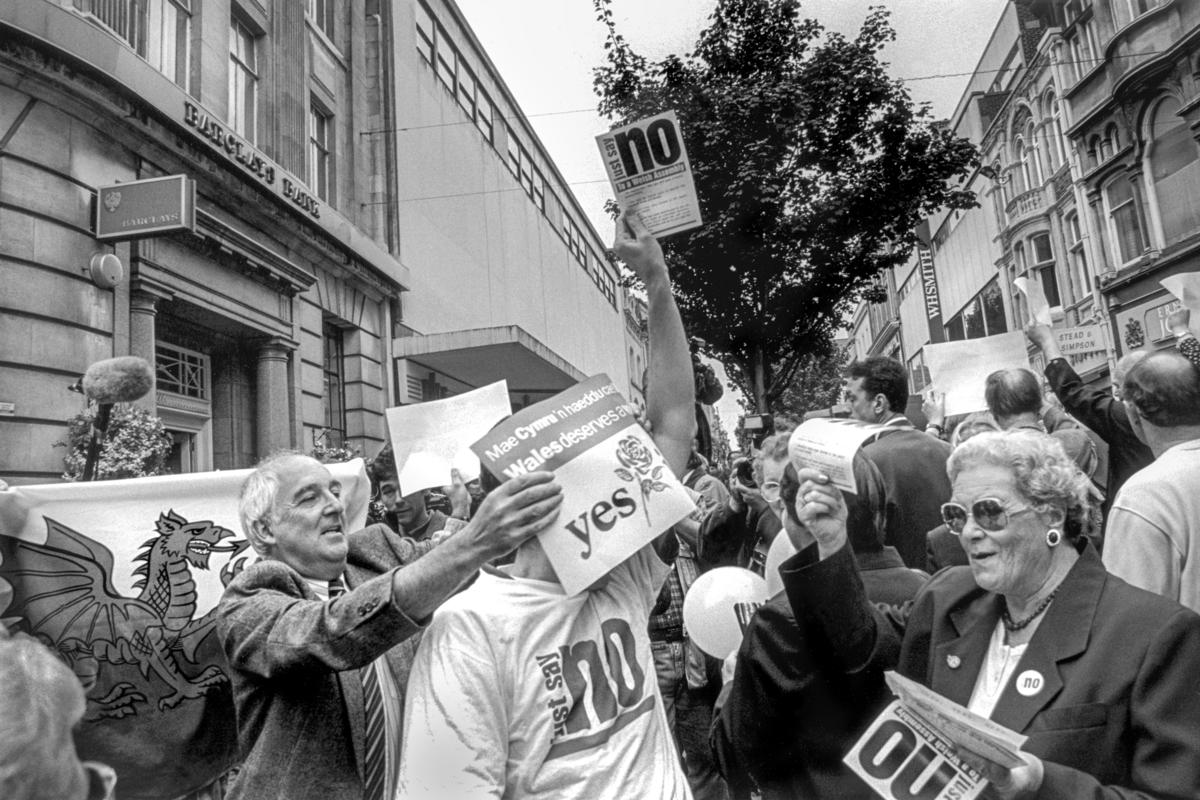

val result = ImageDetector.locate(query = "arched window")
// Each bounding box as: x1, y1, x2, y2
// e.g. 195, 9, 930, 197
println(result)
1088, 135, 1103, 168
1104, 177, 1148, 265
1025, 120, 1044, 187
1105, 123, 1121, 152
1065, 212, 1091, 300
1013, 134, 1029, 194
1044, 92, 1067, 171
1147, 96, 1200, 247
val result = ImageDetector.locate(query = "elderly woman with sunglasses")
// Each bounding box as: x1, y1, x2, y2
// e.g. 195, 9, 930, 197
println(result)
781, 429, 1200, 799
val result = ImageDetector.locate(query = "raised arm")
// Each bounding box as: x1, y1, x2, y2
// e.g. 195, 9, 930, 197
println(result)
614, 209, 695, 479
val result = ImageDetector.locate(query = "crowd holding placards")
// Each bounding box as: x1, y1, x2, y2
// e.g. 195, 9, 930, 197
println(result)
6, 212, 1200, 800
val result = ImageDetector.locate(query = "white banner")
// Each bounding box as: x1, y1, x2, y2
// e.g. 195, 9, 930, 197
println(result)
596, 110, 703, 237
385, 381, 512, 494
924, 332, 1031, 417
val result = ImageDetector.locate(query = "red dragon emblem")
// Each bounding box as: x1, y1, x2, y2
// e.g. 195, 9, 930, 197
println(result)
0, 510, 249, 717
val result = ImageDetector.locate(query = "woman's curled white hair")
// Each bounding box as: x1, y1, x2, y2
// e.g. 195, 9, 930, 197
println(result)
947, 430, 1099, 542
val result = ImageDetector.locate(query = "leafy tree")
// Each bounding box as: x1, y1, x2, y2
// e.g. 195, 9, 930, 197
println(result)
58, 405, 172, 480
594, 0, 978, 411
771, 343, 848, 424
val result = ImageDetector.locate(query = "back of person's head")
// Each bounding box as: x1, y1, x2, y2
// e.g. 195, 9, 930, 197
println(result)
1114, 349, 1150, 391
844, 452, 888, 554
686, 451, 708, 473
368, 443, 398, 485
950, 411, 1000, 448
1122, 351, 1200, 428
984, 368, 1042, 421
0, 636, 92, 800
845, 357, 908, 414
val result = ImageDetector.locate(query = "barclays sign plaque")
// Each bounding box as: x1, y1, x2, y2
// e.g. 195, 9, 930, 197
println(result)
95, 175, 196, 241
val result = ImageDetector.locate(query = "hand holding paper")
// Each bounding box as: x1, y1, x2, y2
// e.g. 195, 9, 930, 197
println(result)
1161, 272, 1200, 324
1013, 276, 1052, 326
385, 381, 512, 495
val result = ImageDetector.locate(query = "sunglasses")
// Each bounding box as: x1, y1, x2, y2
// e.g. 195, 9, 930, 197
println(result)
940, 498, 1034, 533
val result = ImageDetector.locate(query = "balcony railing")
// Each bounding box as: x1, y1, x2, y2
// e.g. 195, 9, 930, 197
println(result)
1004, 186, 1047, 227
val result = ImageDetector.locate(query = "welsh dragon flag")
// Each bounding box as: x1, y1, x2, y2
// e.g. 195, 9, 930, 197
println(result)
0, 460, 370, 800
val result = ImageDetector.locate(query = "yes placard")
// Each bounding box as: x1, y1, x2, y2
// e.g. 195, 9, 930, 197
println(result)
472, 374, 695, 595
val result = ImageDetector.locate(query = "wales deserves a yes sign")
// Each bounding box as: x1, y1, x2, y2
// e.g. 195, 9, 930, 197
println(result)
472, 375, 696, 595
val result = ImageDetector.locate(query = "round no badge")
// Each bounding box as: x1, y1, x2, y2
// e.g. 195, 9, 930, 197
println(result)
1016, 669, 1045, 696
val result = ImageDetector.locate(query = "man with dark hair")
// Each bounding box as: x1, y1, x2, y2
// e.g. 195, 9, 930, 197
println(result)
984, 368, 1098, 482
842, 356, 951, 568
1024, 324, 1154, 528
368, 444, 470, 540
1104, 351, 1200, 613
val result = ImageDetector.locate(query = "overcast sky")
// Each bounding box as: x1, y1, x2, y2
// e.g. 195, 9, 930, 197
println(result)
453, 0, 1011, 439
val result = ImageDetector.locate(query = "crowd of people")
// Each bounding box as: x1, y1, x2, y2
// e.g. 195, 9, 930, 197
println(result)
7, 210, 1200, 800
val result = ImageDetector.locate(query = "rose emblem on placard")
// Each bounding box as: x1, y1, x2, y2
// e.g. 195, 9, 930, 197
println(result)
103, 191, 122, 212
614, 435, 668, 523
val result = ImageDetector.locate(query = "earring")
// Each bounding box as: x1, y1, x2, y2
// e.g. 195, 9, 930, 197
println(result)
1045, 528, 1062, 548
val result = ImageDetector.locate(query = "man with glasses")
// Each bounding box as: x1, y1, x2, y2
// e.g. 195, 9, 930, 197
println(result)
216, 452, 564, 800
842, 356, 952, 568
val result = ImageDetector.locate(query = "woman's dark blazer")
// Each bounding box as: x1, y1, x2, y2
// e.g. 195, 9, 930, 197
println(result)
782, 540, 1200, 799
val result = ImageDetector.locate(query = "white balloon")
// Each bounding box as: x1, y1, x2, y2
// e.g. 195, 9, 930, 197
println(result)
682, 567, 770, 659
764, 533, 798, 597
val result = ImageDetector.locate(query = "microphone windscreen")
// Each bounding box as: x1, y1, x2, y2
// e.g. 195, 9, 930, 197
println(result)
82, 356, 155, 405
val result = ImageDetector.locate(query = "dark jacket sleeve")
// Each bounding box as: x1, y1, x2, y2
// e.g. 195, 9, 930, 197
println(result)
1037, 606, 1200, 800
1043, 359, 1134, 446
780, 543, 904, 675
697, 502, 754, 568
216, 560, 423, 679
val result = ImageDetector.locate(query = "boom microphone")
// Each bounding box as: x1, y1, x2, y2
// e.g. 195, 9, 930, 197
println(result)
78, 356, 154, 481
82, 356, 155, 405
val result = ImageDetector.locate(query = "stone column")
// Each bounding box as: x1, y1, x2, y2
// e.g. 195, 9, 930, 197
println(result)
256, 337, 296, 458
129, 282, 173, 412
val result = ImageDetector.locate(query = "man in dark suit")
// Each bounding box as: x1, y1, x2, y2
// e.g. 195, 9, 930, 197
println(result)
1025, 323, 1153, 528
216, 453, 563, 800
843, 356, 952, 568
711, 450, 926, 799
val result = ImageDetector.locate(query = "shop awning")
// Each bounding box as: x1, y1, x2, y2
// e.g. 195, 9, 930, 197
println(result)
393, 325, 585, 395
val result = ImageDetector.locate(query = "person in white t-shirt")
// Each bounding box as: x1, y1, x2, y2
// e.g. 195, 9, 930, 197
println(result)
397, 208, 696, 800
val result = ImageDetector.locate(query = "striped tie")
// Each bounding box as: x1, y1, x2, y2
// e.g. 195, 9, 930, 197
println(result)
360, 663, 388, 800
328, 578, 387, 800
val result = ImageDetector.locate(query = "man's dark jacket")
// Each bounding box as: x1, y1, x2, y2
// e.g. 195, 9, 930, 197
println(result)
861, 425, 952, 568
711, 547, 925, 799
1043, 358, 1153, 527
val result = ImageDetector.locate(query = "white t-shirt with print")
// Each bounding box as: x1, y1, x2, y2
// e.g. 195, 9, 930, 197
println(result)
396, 546, 691, 800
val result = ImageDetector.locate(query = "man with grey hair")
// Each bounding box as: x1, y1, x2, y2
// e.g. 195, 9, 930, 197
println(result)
1024, 323, 1153, 527
1104, 350, 1200, 613
217, 448, 563, 800
0, 632, 117, 800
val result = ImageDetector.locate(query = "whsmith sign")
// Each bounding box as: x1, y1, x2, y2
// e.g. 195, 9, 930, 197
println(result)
95, 175, 196, 241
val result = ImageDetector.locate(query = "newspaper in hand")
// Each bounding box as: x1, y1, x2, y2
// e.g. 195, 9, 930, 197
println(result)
884, 672, 1027, 768
845, 671, 1029, 800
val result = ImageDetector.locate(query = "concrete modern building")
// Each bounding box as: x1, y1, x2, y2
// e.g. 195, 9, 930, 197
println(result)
849, 0, 1199, 399
0, 0, 641, 483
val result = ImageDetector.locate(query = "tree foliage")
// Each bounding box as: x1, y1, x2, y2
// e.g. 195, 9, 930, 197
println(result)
593, 0, 978, 411
58, 405, 172, 481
